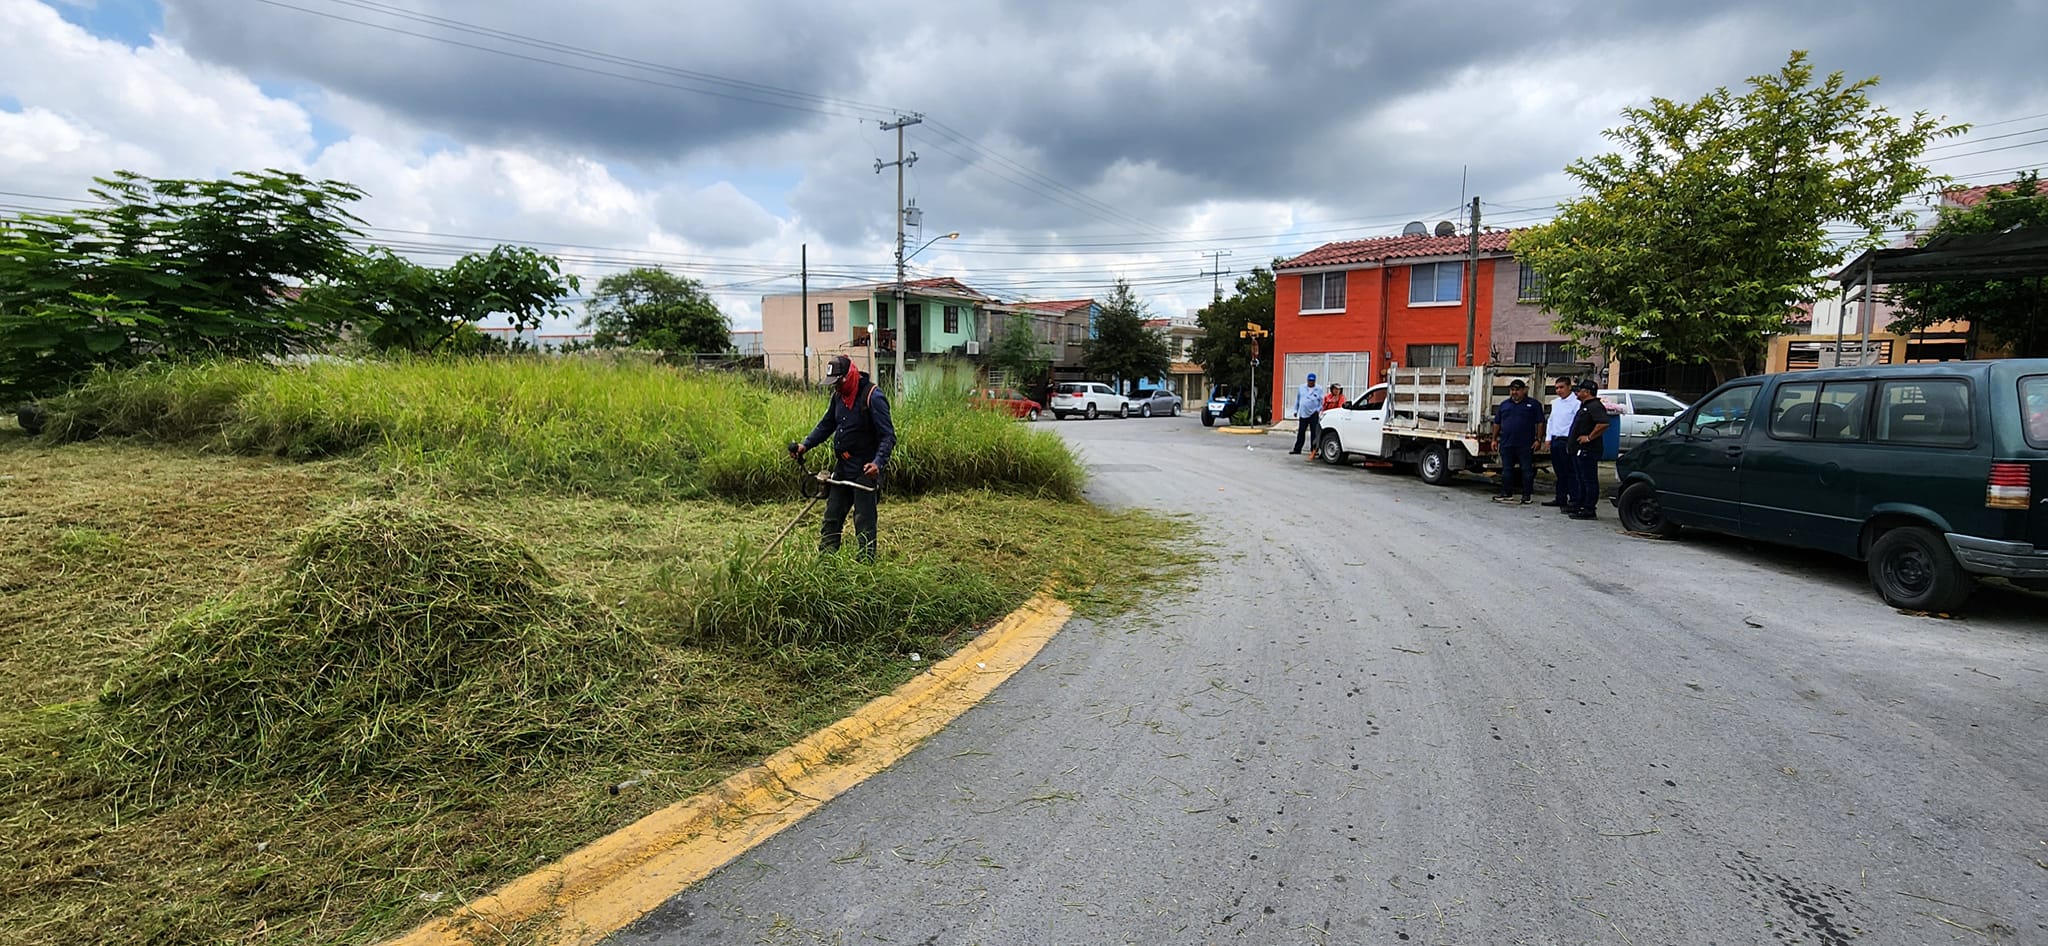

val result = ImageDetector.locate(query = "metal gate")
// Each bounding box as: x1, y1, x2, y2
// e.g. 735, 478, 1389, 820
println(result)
1281, 352, 1373, 418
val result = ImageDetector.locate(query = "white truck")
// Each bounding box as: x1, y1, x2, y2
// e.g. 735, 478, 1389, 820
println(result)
1313, 364, 1584, 485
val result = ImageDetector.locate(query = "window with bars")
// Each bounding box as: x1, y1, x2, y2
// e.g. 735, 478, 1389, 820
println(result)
1405, 344, 1460, 367
1408, 262, 1464, 305
944, 305, 960, 334
1299, 272, 1346, 312
1517, 262, 1548, 302
1514, 341, 1575, 365
816, 303, 834, 333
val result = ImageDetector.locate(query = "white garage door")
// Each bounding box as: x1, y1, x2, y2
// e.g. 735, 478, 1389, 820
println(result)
1281, 352, 1373, 418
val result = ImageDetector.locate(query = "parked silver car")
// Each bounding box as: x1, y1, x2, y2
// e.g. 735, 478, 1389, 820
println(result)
1049, 382, 1129, 420
1127, 389, 1182, 417
1598, 388, 1690, 453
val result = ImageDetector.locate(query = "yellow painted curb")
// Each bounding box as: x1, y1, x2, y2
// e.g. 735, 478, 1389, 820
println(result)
1215, 426, 1269, 435
382, 593, 1072, 946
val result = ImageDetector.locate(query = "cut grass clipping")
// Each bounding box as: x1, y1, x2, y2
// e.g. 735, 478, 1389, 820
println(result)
95, 500, 649, 786
689, 542, 1011, 650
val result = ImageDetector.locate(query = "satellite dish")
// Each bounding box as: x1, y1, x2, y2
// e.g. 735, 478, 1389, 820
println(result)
1434, 220, 1457, 237
1401, 221, 1428, 237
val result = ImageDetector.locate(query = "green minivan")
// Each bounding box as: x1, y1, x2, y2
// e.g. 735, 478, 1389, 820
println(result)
1613, 359, 2048, 612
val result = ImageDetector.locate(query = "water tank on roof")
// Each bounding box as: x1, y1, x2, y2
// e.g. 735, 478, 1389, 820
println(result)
1434, 220, 1457, 237
1402, 221, 1428, 237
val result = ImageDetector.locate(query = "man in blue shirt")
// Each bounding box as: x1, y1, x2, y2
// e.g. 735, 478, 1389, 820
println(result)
791, 354, 896, 561
1491, 378, 1545, 504
1290, 372, 1325, 457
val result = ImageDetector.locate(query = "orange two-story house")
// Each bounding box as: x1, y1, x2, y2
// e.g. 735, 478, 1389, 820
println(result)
1272, 230, 1548, 418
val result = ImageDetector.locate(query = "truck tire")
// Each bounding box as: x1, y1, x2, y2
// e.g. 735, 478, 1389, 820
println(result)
1617, 482, 1681, 537
1317, 432, 1345, 465
1117, 404, 1129, 418
1418, 445, 1452, 485
1085, 403, 1098, 420
1867, 526, 1974, 613
1202, 410, 1215, 427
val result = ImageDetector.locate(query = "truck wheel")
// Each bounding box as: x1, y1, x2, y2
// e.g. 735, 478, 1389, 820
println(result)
1085, 404, 1098, 420
1118, 404, 1129, 418
1317, 432, 1345, 465
1201, 411, 1215, 427
1618, 482, 1680, 537
1868, 526, 1974, 612
1418, 446, 1452, 485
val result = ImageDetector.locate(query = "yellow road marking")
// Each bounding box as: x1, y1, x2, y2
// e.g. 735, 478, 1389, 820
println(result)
382, 592, 1072, 946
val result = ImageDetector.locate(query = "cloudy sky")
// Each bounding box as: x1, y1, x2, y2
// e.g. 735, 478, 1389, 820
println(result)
5, 0, 2046, 334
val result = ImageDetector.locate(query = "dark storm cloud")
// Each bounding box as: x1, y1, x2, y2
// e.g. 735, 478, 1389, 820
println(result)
161, 0, 889, 164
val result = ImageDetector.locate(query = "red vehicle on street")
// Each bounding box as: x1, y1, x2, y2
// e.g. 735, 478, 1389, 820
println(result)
971, 388, 1043, 421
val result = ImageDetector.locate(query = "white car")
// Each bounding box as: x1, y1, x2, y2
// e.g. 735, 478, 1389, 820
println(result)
1597, 389, 1690, 453
1049, 381, 1129, 420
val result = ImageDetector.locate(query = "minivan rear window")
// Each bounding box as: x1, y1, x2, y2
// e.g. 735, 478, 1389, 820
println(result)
2023, 376, 2048, 449
1876, 379, 1972, 447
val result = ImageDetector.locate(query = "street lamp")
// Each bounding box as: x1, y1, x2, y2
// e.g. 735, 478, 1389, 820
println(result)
892, 231, 959, 395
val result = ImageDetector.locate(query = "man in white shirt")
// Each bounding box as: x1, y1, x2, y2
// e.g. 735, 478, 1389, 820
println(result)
1543, 376, 1580, 509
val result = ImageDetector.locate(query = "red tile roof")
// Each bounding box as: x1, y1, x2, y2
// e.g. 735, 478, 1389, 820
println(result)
1022, 298, 1095, 313
901, 276, 998, 301
1939, 179, 2032, 208
1277, 231, 1517, 270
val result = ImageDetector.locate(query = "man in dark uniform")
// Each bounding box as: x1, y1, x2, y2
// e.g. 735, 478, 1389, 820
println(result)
791, 354, 897, 560
1566, 379, 1614, 520
1490, 378, 1546, 504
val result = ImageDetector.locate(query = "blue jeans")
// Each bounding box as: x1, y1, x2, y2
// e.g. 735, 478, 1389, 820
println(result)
1498, 442, 1535, 498
1549, 436, 1574, 504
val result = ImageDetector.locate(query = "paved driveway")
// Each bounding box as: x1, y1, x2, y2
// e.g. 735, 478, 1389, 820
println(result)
613, 414, 2047, 945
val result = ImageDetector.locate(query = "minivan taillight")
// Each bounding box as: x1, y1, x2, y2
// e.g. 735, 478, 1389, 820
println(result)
1987, 462, 2031, 509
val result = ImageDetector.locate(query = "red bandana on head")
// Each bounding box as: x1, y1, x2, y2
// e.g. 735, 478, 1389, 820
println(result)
838, 362, 862, 408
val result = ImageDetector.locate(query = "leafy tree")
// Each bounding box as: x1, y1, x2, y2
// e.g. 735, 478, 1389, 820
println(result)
1885, 173, 2048, 357
1510, 51, 1960, 383
1190, 264, 1277, 416
1082, 278, 1171, 395
0, 170, 365, 404
580, 267, 729, 356
306, 245, 578, 353
987, 309, 1051, 391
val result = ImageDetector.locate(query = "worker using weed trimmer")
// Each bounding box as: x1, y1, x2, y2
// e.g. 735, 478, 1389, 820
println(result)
789, 354, 896, 561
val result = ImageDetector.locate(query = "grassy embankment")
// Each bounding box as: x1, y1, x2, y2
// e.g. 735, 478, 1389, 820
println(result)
0, 356, 1191, 946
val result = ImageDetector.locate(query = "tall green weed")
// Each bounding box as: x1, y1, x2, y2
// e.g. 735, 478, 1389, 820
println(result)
43, 357, 1083, 500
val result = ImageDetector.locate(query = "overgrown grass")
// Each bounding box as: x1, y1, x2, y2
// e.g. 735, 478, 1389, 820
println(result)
42, 356, 1084, 501
0, 428, 1194, 946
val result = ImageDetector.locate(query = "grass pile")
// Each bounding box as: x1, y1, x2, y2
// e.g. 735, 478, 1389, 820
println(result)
95, 501, 647, 786
41, 356, 1084, 501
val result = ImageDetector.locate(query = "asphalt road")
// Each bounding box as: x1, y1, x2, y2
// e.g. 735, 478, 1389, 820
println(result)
613, 413, 2047, 946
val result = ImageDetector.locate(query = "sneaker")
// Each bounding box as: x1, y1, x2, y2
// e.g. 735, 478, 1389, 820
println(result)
1490, 495, 1514, 503
1520, 497, 1533, 505
1541, 500, 1564, 507
1568, 510, 1598, 520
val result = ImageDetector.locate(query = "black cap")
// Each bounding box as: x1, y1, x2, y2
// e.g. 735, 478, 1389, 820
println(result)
1576, 379, 1599, 394
823, 354, 852, 386
1508, 379, 1527, 389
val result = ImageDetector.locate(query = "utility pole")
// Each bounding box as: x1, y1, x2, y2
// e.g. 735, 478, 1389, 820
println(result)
800, 243, 810, 385
877, 113, 923, 397
1201, 249, 1234, 301
1465, 196, 1481, 366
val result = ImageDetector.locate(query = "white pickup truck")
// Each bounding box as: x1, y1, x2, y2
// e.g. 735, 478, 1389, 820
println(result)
1313, 364, 1582, 484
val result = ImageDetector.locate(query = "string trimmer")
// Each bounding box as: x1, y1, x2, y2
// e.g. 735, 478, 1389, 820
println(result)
753, 445, 880, 565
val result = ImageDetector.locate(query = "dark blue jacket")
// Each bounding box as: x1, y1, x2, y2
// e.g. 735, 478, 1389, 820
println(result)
802, 380, 896, 477
1493, 396, 1545, 444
